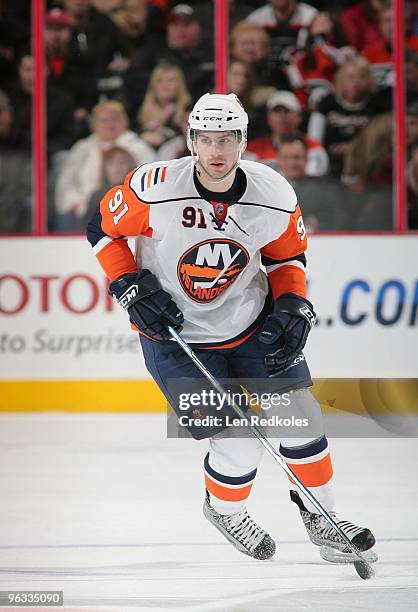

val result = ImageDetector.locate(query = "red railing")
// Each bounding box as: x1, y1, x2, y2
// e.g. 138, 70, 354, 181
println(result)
393, 0, 407, 231
32, 0, 47, 235
215, 0, 229, 94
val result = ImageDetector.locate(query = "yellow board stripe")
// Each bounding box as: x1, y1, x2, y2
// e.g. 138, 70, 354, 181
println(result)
0, 379, 416, 413
0, 380, 166, 412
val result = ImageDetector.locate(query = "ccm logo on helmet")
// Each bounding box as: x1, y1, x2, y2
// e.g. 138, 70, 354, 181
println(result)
178, 239, 250, 303
203, 116, 223, 121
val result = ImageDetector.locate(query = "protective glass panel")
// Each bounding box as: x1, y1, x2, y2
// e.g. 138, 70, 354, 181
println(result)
9, 1, 410, 234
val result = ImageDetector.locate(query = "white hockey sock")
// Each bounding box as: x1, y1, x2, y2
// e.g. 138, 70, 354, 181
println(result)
205, 434, 264, 515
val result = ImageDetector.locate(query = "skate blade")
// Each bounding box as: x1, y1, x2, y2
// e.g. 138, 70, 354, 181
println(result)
320, 545, 378, 564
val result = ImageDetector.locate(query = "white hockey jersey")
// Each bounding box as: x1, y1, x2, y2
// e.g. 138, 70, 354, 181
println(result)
92, 156, 307, 346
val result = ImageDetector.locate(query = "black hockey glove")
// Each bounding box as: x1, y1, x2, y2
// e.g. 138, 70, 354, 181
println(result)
109, 270, 184, 341
259, 293, 316, 376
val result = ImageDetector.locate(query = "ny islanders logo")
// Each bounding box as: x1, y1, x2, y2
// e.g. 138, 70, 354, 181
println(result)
177, 239, 250, 303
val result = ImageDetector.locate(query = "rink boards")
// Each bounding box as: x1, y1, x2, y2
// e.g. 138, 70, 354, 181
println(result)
0, 235, 417, 411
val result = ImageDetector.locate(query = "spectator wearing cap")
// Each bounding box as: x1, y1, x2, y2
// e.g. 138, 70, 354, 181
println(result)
123, 3, 213, 120
245, 90, 329, 176
361, 1, 418, 88
246, 0, 318, 66
275, 133, 348, 230
45, 8, 98, 117
46, 9, 73, 58
307, 56, 390, 177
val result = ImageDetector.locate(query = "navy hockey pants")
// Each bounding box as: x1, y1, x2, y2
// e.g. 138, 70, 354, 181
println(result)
139, 331, 312, 439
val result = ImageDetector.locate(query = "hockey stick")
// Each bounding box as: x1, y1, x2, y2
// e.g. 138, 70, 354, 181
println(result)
205, 248, 241, 289
167, 325, 375, 580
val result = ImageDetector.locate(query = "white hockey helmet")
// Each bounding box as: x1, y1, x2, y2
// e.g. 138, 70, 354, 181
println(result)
187, 93, 248, 153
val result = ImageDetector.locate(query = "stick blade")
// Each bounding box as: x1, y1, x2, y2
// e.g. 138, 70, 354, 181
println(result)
320, 545, 378, 564
354, 560, 375, 579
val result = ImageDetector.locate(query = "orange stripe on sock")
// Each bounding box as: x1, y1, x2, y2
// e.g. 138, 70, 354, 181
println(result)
287, 453, 333, 487
161, 166, 167, 182
205, 475, 253, 502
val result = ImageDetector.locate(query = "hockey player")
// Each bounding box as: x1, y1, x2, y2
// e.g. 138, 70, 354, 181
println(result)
87, 93, 375, 562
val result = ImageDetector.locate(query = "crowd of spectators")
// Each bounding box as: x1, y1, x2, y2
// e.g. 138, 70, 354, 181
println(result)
0, 0, 417, 233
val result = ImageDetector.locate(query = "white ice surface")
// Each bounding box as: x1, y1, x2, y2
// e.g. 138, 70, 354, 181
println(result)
0, 413, 417, 612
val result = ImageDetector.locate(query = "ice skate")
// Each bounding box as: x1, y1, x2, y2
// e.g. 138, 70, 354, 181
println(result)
203, 492, 276, 560
290, 490, 377, 564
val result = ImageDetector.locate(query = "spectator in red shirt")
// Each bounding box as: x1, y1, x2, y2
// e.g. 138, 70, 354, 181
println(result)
285, 11, 356, 109
246, 90, 329, 176
45, 9, 73, 78
340, 0, 384, 52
